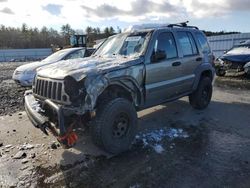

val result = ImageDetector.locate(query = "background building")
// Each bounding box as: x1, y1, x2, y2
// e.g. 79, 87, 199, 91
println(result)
208, 33, 250, 58
0, 48, 52, 62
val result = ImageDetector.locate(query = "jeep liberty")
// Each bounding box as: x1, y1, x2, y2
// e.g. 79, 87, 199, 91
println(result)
24, 22, 215, 154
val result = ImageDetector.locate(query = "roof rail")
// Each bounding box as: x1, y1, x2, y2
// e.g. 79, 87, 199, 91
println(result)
168, 21, 199, 30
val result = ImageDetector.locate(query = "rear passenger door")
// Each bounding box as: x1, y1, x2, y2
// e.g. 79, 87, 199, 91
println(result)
175, 31, 202, 91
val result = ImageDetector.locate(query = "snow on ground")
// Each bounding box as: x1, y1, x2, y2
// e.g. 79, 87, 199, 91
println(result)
134, 128, 189, 154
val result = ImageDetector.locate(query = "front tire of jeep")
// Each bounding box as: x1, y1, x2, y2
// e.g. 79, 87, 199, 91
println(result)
189, 77, 212, 110
90, 98, 138, 154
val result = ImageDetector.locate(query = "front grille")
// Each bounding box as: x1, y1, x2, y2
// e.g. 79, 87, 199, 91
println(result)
33, 77, 69, 104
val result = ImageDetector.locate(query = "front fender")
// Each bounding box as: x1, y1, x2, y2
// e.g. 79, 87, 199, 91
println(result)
82, 74, 143, 111
83, 75, 109, 110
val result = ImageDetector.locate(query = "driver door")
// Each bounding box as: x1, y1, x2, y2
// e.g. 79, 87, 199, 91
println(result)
144, 32, 184, 106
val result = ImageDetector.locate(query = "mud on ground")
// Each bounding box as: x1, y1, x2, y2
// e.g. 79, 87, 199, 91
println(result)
214, 72, 250, 89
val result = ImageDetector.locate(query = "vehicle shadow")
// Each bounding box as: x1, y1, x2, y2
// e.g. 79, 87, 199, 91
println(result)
55, 98, 250, 188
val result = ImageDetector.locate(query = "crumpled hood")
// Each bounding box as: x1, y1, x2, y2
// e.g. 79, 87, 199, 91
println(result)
37, 56, 143, 81
221, 54, 250, 64
15, 60, 57, 72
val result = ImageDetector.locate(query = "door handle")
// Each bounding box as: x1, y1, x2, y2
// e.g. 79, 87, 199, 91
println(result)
172, 61, 181, 66
196, 57, 202, 61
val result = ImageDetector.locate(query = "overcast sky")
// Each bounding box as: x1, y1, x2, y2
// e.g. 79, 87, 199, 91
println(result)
0, 0, 250, 32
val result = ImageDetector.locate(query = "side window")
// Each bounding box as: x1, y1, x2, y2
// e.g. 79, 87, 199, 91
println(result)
177, 31, 198, 56
152, 32, 178, 62
65, 49, 85, 60
195, 33, 211, 53
187, 33, 198, 54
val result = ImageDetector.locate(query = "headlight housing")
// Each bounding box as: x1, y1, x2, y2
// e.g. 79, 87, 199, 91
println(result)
25, 70, 36, 75
64, 76, 86, 102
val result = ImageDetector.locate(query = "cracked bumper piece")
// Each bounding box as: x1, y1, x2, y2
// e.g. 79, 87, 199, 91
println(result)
24, 91, 66, 136
24, 92, 48, 128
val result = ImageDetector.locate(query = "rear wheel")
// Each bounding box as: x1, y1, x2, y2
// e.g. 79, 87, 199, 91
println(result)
90, 98, 137, 154
189, 77, 212, 110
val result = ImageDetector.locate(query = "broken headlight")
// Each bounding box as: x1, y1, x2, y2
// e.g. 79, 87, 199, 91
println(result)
64, 76, 86, 102
64, 76, 80, 101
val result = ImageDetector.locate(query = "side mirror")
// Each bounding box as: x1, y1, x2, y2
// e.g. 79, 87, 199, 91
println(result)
151, 50, 166, 62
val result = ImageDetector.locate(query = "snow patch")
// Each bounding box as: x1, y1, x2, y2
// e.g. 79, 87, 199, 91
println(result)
153, 144, 165, 154
31, 101, 44, 113
134, 128, 189, 154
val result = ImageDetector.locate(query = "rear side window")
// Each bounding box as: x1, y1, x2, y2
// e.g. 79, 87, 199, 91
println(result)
153, 32, 178, 60
177, 31, 198, 56
195, 33, 211, 53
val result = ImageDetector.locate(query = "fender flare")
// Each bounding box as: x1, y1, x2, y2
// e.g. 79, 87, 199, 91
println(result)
103, 76, 143, 106
192, 63, 215, 91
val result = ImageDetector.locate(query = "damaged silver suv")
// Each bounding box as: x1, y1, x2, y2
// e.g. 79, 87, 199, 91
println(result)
24, 23, 215, 154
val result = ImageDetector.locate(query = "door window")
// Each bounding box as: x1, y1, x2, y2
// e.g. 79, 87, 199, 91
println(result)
152, 32, 178, 61
177, 32, 198, 56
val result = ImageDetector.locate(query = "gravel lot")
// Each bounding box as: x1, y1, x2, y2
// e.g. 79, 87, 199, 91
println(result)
0, 62, 27, 115
0, 62, 250, 187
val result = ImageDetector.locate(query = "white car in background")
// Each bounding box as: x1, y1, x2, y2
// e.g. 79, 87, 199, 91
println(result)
12, 47, 95, 86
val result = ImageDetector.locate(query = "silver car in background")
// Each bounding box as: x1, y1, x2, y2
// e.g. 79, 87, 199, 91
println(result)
12, 47, 94, 86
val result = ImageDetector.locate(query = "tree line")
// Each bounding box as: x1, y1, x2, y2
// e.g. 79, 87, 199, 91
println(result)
0, 23, 241, 49
0, 23, 119, 49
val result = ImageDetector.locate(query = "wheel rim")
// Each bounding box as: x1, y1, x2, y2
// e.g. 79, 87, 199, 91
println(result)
112, 112, 129, 138
201, 85, 211, 105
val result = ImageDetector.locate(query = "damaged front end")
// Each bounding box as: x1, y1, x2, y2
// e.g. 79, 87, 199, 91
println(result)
244, 62, 250, 75
24, 74, 109, 147
215, 57, 248, 76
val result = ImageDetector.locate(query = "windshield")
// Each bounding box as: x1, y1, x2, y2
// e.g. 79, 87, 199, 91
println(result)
42, 49, 70, 62
227, 45, 250, 55
93, 31, 151, 58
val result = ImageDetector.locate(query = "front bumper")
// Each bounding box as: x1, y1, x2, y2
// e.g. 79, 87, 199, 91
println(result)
24, 90, 66, 136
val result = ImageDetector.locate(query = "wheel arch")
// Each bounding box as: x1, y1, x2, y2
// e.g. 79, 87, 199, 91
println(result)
95, 77, 143, 108
192, 63, 215, 91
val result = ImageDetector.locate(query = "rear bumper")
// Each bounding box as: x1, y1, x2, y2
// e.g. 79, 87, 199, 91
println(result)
24, 90, 66, 136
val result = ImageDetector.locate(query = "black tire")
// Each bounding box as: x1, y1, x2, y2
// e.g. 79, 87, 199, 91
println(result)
90, 98, 138, 154
216, 68, 226, 76
189, 77, 212, 110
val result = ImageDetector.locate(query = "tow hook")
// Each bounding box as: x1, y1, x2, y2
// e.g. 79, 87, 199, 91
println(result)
40, 123, 49, 135
57, 128, 78, 148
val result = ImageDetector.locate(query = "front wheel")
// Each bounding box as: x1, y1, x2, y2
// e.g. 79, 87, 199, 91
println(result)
90, 98, 138, 154
189, 77, 213, 110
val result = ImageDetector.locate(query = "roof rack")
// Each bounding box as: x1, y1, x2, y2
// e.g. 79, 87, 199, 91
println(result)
124, 21, 198, 33
167, 21, 199, 30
